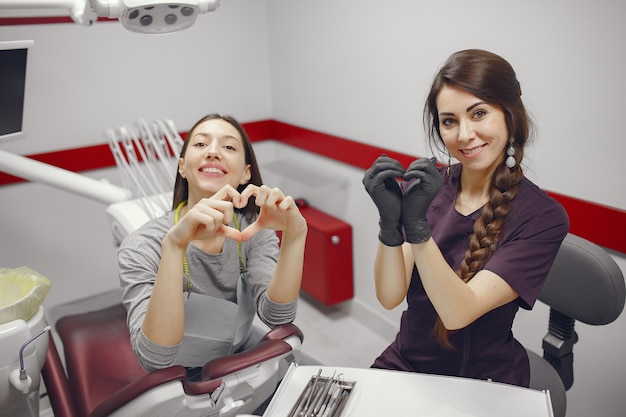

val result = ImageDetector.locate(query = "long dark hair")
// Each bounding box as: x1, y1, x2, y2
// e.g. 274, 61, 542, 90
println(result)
172, 113, 263, 220
424, 49, 532, 349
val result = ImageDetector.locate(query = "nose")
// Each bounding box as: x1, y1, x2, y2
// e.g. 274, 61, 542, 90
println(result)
458, 118, 475, 142
204, 140, 221, 159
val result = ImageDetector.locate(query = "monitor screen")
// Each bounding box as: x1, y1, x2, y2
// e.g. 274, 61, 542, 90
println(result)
0, 40, 33, 143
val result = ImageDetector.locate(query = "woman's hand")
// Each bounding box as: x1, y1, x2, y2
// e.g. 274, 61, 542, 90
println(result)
167, 185, 243, 247
237, 184, 308, 242
362, 154, 406, 246
402, 157, 442, 243
236, 184, 307, 304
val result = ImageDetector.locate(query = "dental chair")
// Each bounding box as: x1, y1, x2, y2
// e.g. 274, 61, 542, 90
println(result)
526, 233, 625, 417
42, 302, 303, 417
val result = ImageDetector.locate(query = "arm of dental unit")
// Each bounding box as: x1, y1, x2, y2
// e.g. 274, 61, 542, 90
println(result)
1, 0, 221, 33
0, 0, 97, 26
0, 148, 132, 206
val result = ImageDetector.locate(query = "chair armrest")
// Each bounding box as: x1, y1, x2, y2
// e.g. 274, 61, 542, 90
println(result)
262, 323, 304, 342
201, 339, 292, 381
182, 378, 224, 396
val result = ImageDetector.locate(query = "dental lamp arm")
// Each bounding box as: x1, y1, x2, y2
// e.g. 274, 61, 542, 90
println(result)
0, 0, 96, 26
1, 0, 220, 32
0, 149, 132, 205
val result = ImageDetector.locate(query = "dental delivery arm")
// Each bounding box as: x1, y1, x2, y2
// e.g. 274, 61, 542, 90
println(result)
0, 149, 131, 205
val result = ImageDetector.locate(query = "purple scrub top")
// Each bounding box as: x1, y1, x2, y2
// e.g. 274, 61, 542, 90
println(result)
373, 164, 569, 387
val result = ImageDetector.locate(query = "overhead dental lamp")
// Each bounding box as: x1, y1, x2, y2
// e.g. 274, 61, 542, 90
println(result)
1, 0, 221, 33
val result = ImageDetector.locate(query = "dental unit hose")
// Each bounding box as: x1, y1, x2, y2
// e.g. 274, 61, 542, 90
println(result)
10, 325, 51, 394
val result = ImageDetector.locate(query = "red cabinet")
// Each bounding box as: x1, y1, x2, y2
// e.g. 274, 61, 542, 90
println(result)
279, 201, 353, 306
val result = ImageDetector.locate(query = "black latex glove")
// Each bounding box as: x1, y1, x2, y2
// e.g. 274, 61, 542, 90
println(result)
401, 157, 443, 244
362, 154, 406, 246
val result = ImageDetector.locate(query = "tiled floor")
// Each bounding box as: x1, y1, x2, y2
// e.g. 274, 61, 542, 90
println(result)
285, 294, 391, 368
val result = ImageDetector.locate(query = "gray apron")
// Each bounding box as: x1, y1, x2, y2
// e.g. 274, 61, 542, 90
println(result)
174, 273, 255, 367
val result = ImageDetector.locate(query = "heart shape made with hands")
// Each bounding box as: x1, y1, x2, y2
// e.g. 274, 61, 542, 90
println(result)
198, 184, 298, 243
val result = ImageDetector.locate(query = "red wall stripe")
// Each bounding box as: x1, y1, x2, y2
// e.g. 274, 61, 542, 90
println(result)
242, 119, 276, 143
1, 119, 624, 254
266, 121, 626, 255
269, 120, 417, 169
546, 192, 626, 255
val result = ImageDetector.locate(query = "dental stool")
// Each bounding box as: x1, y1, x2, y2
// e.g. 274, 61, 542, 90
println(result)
526, 233, 625, 417
42, 303, 303, 417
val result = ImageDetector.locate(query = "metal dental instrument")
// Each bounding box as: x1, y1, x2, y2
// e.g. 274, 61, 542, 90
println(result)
318, 375, 341, 417
310, 371, 336, 416
287, 377, 310, 416
288, 369, 355, 417
321, 381, 343, 417
299, 368, 322, 417
333, 391, 350, 416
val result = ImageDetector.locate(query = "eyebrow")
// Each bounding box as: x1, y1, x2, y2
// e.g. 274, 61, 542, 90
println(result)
466, 101, 486, 112
193, 133, 241, 142
439, 101, 487, 116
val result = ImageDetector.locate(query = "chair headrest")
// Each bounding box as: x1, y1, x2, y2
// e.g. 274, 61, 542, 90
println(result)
538, 233, 625, 325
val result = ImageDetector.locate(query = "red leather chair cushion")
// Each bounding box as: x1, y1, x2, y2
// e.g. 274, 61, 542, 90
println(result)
56, 304, 150, 416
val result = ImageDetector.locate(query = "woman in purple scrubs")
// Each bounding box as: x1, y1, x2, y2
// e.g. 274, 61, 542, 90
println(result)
362, 49, 569, 387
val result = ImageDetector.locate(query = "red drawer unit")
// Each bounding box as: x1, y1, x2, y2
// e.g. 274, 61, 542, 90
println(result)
278, 200, 354, 306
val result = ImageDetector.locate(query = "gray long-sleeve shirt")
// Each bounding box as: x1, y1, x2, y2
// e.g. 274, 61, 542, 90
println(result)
118, 209, 297, 371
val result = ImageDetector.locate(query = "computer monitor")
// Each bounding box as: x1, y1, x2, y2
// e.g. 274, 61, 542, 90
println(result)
0, 40, 33, 143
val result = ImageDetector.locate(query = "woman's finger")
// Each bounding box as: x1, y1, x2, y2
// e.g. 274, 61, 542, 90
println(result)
211, 184, 241, 202
238, 184, 259, 208
219, 224, 243, 242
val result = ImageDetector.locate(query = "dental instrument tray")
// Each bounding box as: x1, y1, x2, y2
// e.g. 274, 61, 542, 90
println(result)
286, 369, 355, 417
265, 365, 554, 417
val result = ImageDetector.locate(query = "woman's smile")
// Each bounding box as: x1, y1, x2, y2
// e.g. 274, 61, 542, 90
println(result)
199, 163, 227, 177
459, 144, 486, 157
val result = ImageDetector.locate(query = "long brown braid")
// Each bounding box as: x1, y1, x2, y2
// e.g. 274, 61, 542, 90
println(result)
424, 50, 531, 349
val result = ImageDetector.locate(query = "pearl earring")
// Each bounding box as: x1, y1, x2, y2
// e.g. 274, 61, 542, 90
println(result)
505, 139, 516, 169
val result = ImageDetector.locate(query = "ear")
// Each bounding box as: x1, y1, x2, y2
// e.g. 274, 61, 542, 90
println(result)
178, 157, 186, 178
239, 164, 251, 185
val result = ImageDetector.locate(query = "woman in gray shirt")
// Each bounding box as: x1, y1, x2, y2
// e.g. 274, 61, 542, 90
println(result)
118, 113, 307, 375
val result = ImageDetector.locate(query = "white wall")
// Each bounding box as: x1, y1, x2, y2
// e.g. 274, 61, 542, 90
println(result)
267, 0, 626, 211
1, 1, 625, 416
0, 0, 274, 155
